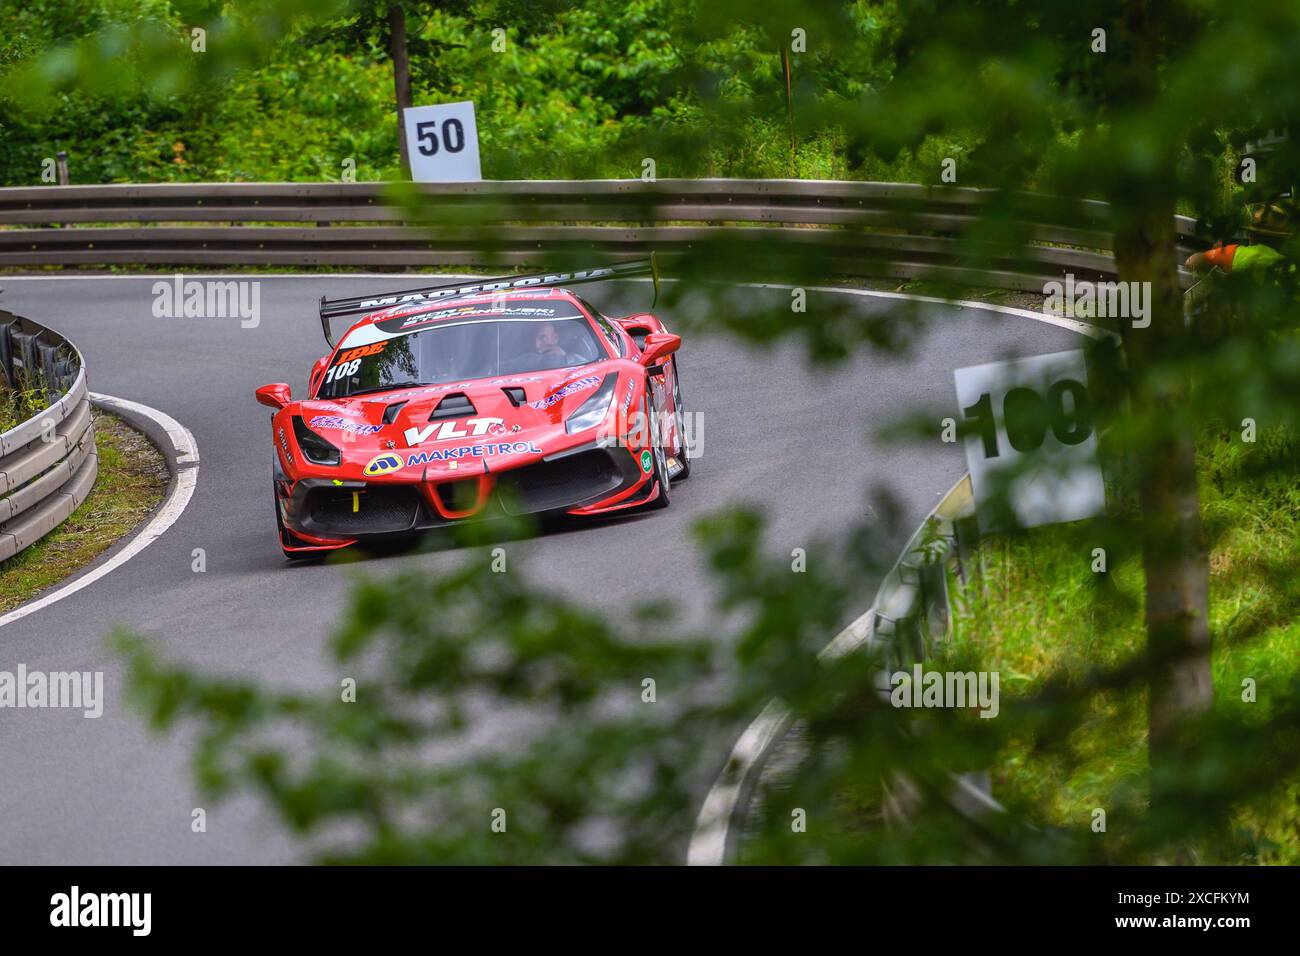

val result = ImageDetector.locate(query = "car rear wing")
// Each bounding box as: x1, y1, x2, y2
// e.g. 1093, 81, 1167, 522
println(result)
317, 255, 661, 348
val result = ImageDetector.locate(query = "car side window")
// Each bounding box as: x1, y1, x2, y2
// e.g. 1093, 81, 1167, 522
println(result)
593, 310, 625, 357
572, 296, 622, 357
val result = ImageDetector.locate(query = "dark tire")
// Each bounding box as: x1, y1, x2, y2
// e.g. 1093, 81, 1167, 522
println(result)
643, 393, 671, 510
670, 362, 691, 481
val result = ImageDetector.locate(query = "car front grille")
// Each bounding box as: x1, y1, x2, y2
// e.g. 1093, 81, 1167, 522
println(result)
494, 448, 626, 514
304, 485, 423, 535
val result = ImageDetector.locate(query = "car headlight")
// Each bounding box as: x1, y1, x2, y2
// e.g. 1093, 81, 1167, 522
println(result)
564, 374, 617, 435
292, 416, 342, 465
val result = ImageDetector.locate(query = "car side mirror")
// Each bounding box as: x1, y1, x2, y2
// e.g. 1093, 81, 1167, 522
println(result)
256, 383, 293, 409
638, 332, 681, 368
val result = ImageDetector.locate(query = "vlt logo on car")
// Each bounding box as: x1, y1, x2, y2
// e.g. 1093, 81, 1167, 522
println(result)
404, 417, 504, 447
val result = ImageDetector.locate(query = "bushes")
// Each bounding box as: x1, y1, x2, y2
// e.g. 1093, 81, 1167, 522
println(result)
0, 0, 925, 185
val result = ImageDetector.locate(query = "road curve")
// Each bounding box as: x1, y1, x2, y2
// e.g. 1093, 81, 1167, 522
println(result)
0, 275, 1081, 863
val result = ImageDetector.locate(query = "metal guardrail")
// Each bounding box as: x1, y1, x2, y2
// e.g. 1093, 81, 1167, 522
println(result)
0, 311, 96, 562
861, 474, 1004, 823
0, 180, 1199, 291
871, 475, 974, 672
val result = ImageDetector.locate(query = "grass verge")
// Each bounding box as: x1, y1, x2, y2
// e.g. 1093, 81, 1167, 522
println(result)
0, 411, 169, 613
949, 424, 1300, 862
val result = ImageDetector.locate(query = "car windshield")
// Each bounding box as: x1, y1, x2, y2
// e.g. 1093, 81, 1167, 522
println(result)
316, 310, 606, 400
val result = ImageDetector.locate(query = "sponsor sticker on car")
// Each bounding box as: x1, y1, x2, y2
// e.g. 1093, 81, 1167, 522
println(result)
528, 375, 602, 411
407, 441, 541, 466
404, 417, 505, 447
363, 453, 404, 477
310, 416, 383, 436
334, 343, 386, 363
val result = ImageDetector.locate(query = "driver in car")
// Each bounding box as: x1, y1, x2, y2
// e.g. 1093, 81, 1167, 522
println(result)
532, 322, 566, 360
512, 321, 574, 371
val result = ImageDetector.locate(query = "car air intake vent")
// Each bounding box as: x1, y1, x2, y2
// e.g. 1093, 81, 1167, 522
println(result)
436, 479, 484, 512
502, 387, 527, 407
430, 393, 475, 420
382, 401, 407, 424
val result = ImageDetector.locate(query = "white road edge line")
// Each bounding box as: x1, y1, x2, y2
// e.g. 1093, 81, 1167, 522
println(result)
686, 286, 1106, 865
0, 393, 199, 630
795, 283, 1111, 340
647, 278, 1111, 341
686, 699, 799, 866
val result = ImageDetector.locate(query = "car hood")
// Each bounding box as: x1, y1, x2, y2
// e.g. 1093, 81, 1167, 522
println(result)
285, 362, 626, 480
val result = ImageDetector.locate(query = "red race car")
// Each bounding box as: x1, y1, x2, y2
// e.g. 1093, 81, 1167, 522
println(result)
255, 258, 690, 558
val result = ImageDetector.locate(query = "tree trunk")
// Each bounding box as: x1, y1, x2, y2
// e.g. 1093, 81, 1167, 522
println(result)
1105, 0, 1214, 825
389, 3, 412, 177
1112, 177, 1215, 814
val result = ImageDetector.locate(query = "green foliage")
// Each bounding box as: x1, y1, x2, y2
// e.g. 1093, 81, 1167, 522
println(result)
115, 511, 891, 863
0, 0, 912, 183
5, 0, 1299, 865
114, 425, 1300, 864
0, 0, 353, 184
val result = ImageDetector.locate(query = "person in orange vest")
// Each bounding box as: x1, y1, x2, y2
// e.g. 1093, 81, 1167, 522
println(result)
1185, 195, 1293, 275
1185, 241, 1283, 274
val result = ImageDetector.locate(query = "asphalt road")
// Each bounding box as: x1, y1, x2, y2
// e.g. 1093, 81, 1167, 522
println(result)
0, 275, 1080, 863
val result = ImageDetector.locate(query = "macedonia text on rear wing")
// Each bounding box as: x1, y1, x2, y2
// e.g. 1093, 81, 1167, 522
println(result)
316, 255, 661, 347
